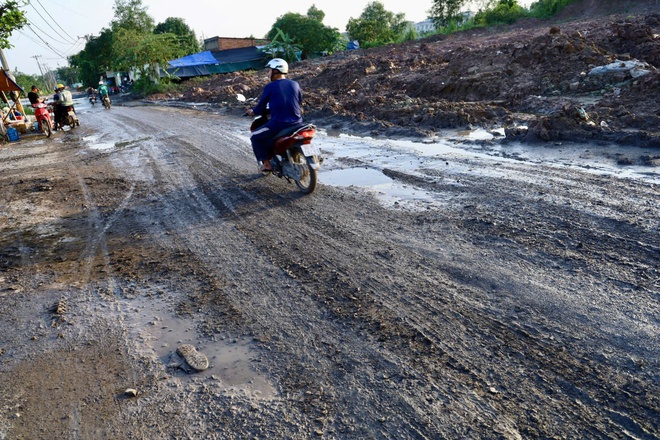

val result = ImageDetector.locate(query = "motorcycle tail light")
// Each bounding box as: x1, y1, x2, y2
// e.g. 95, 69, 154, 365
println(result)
294, 130, 315, 140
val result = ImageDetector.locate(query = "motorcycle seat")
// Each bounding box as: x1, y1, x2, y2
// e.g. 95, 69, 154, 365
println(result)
274, 123, 315, 139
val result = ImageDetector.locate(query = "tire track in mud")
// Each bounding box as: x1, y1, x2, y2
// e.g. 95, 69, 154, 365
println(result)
80, 106, 463, 435
70, 104, 658, 438
116, 110, 445, 436
183, 116, 658, 436
227, 163, 659, 438
74, 170, 136, 296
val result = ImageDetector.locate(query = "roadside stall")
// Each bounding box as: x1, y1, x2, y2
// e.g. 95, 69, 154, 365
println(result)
0, 68, 26, 141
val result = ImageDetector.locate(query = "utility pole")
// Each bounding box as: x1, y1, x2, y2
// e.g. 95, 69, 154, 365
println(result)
32, 55, 55, 92
32, 55, 45, 78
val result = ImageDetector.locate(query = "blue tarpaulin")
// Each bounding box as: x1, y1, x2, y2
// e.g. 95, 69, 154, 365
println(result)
166, 47, 267, 78
168, 51, 219, 68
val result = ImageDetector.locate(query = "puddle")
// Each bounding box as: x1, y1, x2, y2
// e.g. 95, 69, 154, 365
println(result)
313, 129, 659, 210
321, 167, 392, 186
82, 135, 152, 151
319, 167, 450, 210
119, 295, 276, 398
83, 135, 115, 151
453, 127, 504, 140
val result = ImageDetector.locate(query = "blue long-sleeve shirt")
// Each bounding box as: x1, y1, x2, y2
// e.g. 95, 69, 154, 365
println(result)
252, 78, 303, 127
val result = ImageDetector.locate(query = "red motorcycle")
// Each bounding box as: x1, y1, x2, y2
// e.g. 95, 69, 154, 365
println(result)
31, 103, 53, 137
249, 114, 321, 194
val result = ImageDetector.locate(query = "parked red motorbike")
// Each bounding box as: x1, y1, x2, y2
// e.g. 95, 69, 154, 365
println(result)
31, 103, 53, 137
249, 114, 321, 194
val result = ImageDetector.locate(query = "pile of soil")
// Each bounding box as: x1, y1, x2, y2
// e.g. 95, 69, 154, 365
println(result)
162, 0, 659, 147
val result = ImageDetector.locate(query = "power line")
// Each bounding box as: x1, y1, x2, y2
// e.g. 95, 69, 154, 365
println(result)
33, 0, 78, 43
26, 19, 73, 46
24, 25, 68, 59
26, 3, 76, 45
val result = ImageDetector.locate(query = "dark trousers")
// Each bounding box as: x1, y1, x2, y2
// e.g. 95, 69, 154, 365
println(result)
250, 121, 300, 162
55, 105, 69, 126
250, 123, 276, 162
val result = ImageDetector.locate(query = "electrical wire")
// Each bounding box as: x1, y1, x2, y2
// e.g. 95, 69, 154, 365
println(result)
26, 20, 73, 46
23, 25, 68, 59
34, 0, 78, 43
27, 2, 77, 44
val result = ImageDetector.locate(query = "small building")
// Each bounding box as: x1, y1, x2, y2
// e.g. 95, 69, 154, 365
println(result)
203, 37, 269, 52
415, 20, 435, 34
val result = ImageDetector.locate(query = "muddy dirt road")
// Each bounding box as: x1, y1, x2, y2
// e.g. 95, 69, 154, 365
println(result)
0, 101, 658, 439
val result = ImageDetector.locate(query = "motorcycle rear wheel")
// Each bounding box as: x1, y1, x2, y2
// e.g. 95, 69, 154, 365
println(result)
292, 150, 318, 194
67, 115, 76, 128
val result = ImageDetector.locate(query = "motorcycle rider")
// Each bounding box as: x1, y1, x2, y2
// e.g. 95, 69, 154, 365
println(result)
86, 86, 97, 103
246, 58, 303, 172
52, 83, 74, 130
98, 81, 110, 106
28, 85, 44, 105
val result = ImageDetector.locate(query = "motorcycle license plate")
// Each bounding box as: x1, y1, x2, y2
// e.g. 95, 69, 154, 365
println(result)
301, 144, 320, 156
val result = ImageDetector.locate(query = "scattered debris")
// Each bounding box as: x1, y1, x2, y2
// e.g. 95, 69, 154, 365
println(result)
176, 344, 209, 372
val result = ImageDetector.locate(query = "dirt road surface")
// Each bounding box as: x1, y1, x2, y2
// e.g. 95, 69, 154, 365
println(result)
0, 97, 657, 439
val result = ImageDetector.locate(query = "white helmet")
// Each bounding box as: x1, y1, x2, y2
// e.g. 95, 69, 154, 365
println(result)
266, 58, 288, 74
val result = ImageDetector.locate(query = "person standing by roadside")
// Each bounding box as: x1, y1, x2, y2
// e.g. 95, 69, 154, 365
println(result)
28, 85, 44, 105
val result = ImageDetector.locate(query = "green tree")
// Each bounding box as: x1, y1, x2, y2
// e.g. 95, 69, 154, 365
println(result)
154, 17, 200, 55
474, 0, 526, 25
111, 0, 154, 33
69, 29, 115, 87
528, 0, 577, 18
69, 30, 110, 86
306, 4, 325, 22
346, 1, 407, 48
111, 0, 186, 90
12, 71, 48, 94
262, 28, 302, 63
114, 28, 186, 83
56, 66, 79, 86
266, 6, 343, 59
0, 0, 28, 49
428, 0, 466, 28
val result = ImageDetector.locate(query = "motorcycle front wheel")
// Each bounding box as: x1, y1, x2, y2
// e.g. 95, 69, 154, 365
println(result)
42, 120, 52, 138
292, 150, 318, 194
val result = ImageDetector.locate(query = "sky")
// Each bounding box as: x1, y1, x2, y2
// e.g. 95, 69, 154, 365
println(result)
5, 0, 534, 76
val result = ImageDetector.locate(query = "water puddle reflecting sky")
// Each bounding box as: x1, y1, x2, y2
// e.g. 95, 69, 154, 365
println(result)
315, 129, 658, 210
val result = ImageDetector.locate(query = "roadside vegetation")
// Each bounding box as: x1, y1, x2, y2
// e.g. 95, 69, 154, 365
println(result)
7, 0, 581, 99
430, 0, 579, 35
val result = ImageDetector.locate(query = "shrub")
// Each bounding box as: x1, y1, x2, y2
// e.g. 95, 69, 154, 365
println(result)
474, 2, 527, 26
528, 0, 578, 18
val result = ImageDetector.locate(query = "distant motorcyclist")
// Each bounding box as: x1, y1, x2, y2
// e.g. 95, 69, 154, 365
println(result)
51, 83, 74, 130
98, 81, 111, 106
246, 58, 303, 172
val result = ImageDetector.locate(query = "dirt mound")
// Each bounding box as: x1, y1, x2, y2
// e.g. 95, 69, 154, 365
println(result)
556, 0, 660, 20
169, 6, 660, 147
